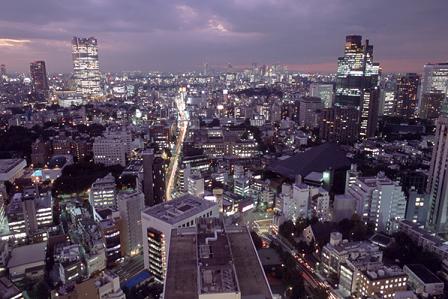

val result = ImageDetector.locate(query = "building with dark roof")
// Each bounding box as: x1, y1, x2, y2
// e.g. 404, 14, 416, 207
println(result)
404, 264, 444, 297
267, 143, 351, 194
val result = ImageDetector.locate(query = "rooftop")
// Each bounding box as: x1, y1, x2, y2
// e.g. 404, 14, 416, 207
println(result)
7, 242, 47, 269
164, 218, 272, 299
0, 277, 21, 299
267, 143, 351, 179
142, 194, 216, 225
404, 264, 442, 284
0, 159, 26, 174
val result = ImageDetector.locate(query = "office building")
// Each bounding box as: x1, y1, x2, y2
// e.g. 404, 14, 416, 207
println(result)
6, 188, 53, 239
142, 149, 166, 207
72, 36, 102, 99
405, 190, 428, 226
299, 96, 323, 128
420, 92, 445, 120
99, 217, 122, 267
30, 61, 49, 95
419, 63, 448, 119
89, 173, 117, 209
164, 217, 273, 299
356, 266, 407, 299
346, 173, 406, 233
335, 35, 380, 139
421, 63, 448, 96
427, 107, 448, 232
395, 73, 420, 118
319, 106, 359, 144
141, 195, 218, 281
0, 64, 6, 81
117, 190, 144, 256
93, 136, 127, 167
186, 172, 205, 198
310, 83, 334, 108
379, 80, 396, 116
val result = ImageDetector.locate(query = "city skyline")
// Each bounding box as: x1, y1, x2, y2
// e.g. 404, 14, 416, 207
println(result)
0, 0, 447, 73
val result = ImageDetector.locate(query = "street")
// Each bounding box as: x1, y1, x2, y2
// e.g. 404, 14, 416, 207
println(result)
165, 92, 188, 200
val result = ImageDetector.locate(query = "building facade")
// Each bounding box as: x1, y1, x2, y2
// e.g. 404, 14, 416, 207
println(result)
72, 36, 102, 99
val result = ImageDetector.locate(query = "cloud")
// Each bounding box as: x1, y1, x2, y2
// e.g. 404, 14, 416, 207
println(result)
0, 38, 31, 47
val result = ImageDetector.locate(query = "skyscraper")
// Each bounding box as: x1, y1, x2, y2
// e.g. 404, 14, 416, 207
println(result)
426, 103, 448, 232
310, 83, 334, 108
419, 63, 448, 119
142, 149, 166, 206
335, 35, 380, 139
0, 64, 6, 81
72, 36, 102, 99
319, 106, 359, 144
421, 63, 448, 96
395, 73, 420, 118
30, 61, 49, 95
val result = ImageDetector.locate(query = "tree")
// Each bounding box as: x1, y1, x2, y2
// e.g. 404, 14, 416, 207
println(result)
279, 220, 295, 240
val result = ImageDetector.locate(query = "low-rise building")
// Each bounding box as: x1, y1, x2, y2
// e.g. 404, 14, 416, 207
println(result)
7, 242, 47, 283
403, 264, 444, 297
357, 266, 407, 299
322, 232, 383, 276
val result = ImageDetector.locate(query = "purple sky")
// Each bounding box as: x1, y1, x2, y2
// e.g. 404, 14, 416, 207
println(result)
1, 0, 447, 73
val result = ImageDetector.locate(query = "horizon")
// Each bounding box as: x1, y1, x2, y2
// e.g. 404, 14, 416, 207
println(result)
1, 0, 447, 74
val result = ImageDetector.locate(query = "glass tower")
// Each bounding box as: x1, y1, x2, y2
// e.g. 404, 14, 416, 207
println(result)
72, 36, 102, 99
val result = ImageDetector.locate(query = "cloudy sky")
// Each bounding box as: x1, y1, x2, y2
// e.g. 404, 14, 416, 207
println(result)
1, 0, 447, 73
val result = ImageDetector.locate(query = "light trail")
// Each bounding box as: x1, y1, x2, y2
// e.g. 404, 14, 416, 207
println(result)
165, 93, 188, 200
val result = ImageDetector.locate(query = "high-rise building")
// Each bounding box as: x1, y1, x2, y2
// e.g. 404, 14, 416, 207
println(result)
395, 73, 420, 118
419, 63, 448, 119
310, 83, 334, 108
420, 92, 445, 120
0, 64, 6, 81
319, 106, 359, 144
427, 105, 448, 232
117, 190, 144, 256
346, 173, 407, 233
335, 35, 380, 139
99, 217, 122, 267
30, 61, 49, 95
72, 36, 102, 99
142, 149, 166, 207
421, 63, 448, 96
164, 217, 273, 299
141, 195, 218, 281
299, 96, 324, 128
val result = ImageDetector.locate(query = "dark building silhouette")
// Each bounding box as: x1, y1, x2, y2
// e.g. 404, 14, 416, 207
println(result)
319, 106, 359, 144
395, 73, 420, 118
142, 149, 166, 206
30, 61, 49, 95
